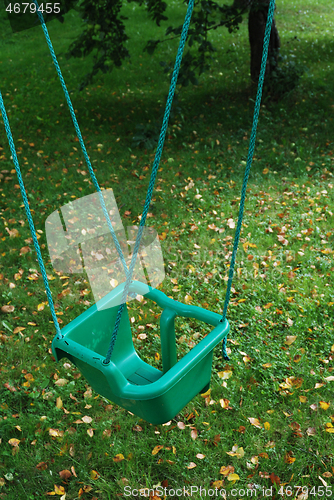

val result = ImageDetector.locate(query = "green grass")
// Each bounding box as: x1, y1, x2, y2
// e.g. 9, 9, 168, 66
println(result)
1, 0, 334, 498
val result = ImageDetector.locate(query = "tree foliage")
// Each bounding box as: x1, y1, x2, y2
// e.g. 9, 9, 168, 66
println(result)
63, 0, 250, 91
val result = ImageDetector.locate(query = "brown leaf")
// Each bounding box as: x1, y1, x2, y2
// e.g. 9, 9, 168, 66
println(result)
1, 305, 15, 313
306, 427, 316, 436
270, 472, 280, 485
36, 462, 48, 470
132, 425, 142, 432
59, 469, 71, 481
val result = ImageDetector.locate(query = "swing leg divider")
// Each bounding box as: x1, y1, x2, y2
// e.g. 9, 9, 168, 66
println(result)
52, 281, 229, 425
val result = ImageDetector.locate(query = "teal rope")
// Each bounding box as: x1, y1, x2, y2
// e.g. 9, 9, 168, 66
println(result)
221, 0, 276, 361
104, 0, 195, 364
0, 89, 62, 338
31, 0, 130, 281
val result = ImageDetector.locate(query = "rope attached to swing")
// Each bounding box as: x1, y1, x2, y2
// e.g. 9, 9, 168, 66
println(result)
221, 0, 276, 360
104, 0, 195, 364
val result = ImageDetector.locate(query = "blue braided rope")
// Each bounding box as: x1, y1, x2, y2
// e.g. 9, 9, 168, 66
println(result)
221, 0, 276, 361
31, 0, 130, 281
0, 89, 62, 338
104, 0, 195, 364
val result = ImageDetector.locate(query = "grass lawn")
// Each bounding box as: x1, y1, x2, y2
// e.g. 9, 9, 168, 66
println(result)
0, 0, 334, 498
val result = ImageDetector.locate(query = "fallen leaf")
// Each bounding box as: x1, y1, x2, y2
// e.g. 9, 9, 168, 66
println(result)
285, 335, 297, 345
319, 401, 330, 410
54, 485, 65, 495
1, 305, 14, 313
54, 379, 68, 387
196, 453, 205, 459
152, 445, 163, 455
227, 473, 239, 482
8, 438, 20, 447
113, 453, 125, 462
270, 472, 280, 485
56, 397, 63, 409
284, 451, 296, 464
218, 370, 232, 380
264, 422, 270, 430
187, 462, 197, 469
191, 429, 198, 440
248, 417, 262, 429
36, 462, 48, 470
59, 470, 71, 481
177, 422, 185, 430
211, 480, 224, 488
82, 415, 92, 424
87, 428, 94, 437
90, 470, 100, 480
220, 465, 234, 476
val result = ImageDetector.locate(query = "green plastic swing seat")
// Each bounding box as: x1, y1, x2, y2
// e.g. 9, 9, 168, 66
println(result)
52, 280, 229, 425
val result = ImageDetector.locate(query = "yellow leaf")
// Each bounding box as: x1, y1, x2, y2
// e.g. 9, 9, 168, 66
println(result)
284, 452, 296, 464
218, 370, 232, 380
187, 462, 197, 469
315, 383, 325, 389
220, 465, 234, 476
152, 445, 163, 455
285, 335, 297, 345
184, 295, 192, 304
200, 388, 211, 398
90, 470, 100, 480
211, 480, 224, 488
8, 438, 20, 447
227, 473, 240, 481
319, 401, 330, 410
56, 397, 63, 409
264, 422, 270, 430
113, 453, 125, 462
37, 303, 45, 311
13, 327, 25, 334
54, 485, 66, 495
299, 396, 307, 403
262, 168, 269, 174
87, 428, 94, 437
262, 363, 272, 368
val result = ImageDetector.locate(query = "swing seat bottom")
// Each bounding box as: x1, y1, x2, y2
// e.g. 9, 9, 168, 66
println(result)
52, 281, 229, 425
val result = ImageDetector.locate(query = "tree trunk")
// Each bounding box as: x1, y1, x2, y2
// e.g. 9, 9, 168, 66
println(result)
248, 0, 280, 83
